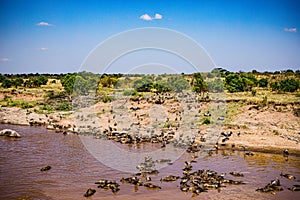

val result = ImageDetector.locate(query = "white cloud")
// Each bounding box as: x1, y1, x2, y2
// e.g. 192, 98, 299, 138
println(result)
154, 13, 163, 19
37, 47, 49, 51
284, 27, 297, 33
140, 13, 163, 21
0, 57, 9, 62
36, 21, 54, 26
140, 14, 152, 21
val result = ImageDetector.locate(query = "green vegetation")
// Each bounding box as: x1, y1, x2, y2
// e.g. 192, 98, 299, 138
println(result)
251, 89, 257, 96
225, 73, 257, 92
123, 89, 139, 96
132, 75, 190, 93
0, 69, 299, 113
191, 72, 207, 94
57, 102, 72, 111
202, 117, 211, 125
273, 130, 280, 135
207, 78, 224, 92
258, 78, 268, 87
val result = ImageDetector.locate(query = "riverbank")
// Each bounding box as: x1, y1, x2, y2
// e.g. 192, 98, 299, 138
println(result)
1, 96, 299, 156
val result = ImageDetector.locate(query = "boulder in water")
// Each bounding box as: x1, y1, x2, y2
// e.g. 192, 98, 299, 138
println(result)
0, 129, 21, 138
84, 188, 96, 197
40, 165, 51, 171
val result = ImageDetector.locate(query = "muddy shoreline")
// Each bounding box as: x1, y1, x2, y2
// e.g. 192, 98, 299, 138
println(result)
1, 103, 299, 156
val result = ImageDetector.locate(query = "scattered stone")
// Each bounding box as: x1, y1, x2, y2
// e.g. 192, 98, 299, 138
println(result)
40, 165, 51, 171
0, 129, 21, 138
84, 188, 96, 197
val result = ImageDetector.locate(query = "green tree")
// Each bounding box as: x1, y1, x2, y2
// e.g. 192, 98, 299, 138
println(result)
0, 74, 6, 83
280, 78, 299, 92
258, 78, 268, 87
73, 76, 89, 95
191, 72, 207, 94
61, 74, 76, 95
270, 81, 281, 91
98, 75, 118, 88
225, 73, 245, 92
12, 78, 24, 87
207, 78, 224, 92
166, 76, 190, 93
1, 78, 12, 88
36, 75, 48, 86
241, 73, 257, 91
133, 76, 153, 92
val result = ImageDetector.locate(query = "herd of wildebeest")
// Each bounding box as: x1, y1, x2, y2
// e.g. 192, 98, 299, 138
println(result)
24, 93, 300, 197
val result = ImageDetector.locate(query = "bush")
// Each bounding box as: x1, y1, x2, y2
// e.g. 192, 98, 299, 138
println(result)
20, 102, 34, 109
207, 78, 224, 92
102, 96, 112, 103
280, 78, 299, 92
260, 96, 268, 107
12, 78, 24, 87
57, 102, 72, 111
133, 77, 153, 92
123, 89, 138, 96
251, 89, 257, 96
270, 78, 299, 92
0, 74, 6, 83
225, 73, 257, 92
41, 104, 53, 112
192, 73, 208, 94
203, 117, 211, 125
270, 81, 280, 91
61, 74, 76, 95
1, 78, 12, 88
258, 78, 268, 87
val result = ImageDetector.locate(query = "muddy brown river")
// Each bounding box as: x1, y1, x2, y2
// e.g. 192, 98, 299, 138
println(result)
0, 124, 299, 200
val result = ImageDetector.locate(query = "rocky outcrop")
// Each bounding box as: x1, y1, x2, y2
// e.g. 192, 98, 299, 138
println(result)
0, 129, 21, 138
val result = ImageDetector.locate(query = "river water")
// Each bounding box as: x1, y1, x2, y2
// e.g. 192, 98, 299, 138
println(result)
0, 124, 299, 200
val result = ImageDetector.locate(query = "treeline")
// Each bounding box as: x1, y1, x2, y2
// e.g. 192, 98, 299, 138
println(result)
223, 70, 299, 93
0, 69, 299, 94
0, 74, 49, 88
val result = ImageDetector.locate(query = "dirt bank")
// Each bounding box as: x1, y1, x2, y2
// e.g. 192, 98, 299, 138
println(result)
0, 99, 299, 156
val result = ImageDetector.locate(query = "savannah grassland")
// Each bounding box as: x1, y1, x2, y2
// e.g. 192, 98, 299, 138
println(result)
0, 70, 299, 154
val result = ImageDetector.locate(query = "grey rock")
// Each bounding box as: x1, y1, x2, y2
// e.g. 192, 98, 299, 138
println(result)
0, 129, 21, 138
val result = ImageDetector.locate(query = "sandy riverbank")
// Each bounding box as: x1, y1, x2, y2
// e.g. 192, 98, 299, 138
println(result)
0, 98, 299, 155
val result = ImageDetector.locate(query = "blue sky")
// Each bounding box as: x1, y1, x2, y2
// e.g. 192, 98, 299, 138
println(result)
0, 0, 299, 74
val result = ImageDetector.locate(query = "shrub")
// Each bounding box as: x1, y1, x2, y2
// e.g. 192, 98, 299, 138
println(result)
273, 130, 280, 135
102, 96, 112, 103
123, 89, 138, 96
20, 102, 34, 109
1, 78, 12, 88
203, 117, 211, 125
258, 78, 268, 87
251, 89, 257, 96
41, 104, 53, 112
270, 81, 280, 91
57, 102, 72, 111
280, 78, 299, 92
